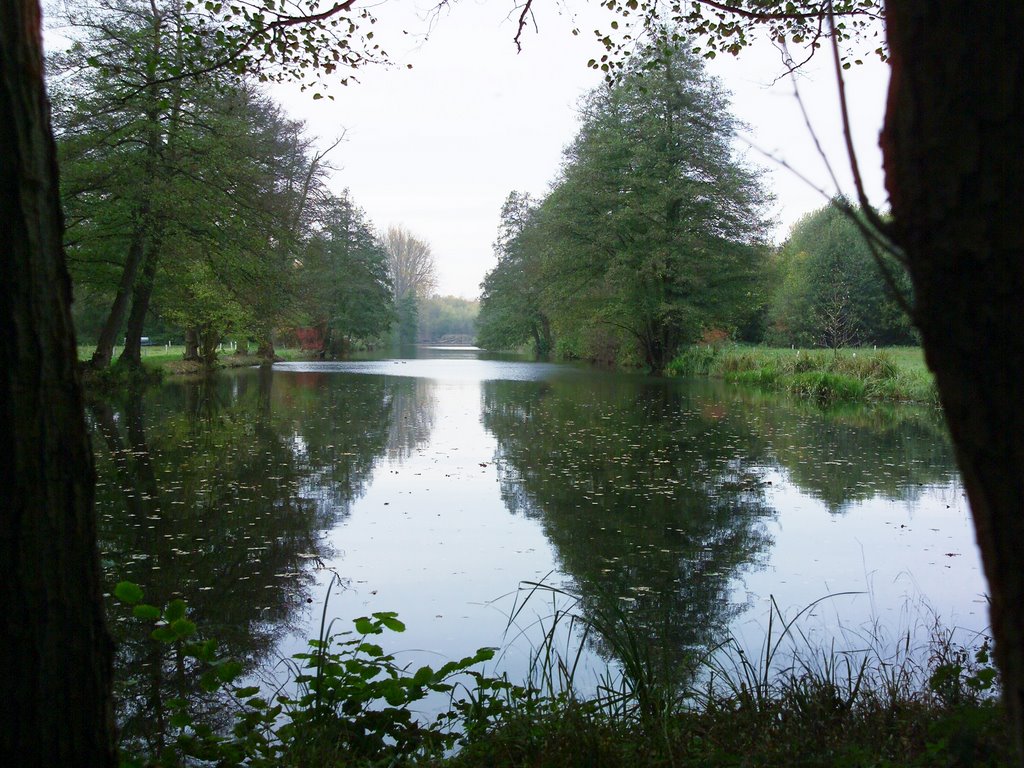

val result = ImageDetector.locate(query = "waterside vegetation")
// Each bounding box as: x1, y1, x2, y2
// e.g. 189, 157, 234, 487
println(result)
668, 346, 937, 405
116, 581, 1009, 768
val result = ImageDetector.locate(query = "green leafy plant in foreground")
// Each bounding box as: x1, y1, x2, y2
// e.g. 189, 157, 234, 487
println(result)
112, 579, 1010, 767
112, 580, 496, 767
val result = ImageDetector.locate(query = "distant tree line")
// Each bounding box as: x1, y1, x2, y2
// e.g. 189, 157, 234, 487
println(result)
417, 296, 479, 344
477, 45, 914, 370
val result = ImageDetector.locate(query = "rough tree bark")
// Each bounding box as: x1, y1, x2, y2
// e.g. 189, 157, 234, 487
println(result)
90, 226, 147, 369
882, 1, 1024, 757
119, 243, 160, 367
0, 0, 116, 764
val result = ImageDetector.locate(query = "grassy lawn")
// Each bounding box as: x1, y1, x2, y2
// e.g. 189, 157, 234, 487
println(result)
77, 344, 311, 372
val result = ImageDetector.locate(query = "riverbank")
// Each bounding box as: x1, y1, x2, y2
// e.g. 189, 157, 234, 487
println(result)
119, 589, 1009, 768
77, 344, 313, 377
667, 345, 938, 405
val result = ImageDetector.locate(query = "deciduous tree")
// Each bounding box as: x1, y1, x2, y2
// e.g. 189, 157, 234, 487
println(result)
383, 224, 436, 344
477, 191, 553, 357
767, 202, 913, 347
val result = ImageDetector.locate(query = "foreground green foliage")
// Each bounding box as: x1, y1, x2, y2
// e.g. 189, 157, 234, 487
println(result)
114, 581, 1008, 768
668, 346, 937, 404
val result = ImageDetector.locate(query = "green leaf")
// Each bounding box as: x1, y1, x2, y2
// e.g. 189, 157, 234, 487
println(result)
132, 604, 161, 620
353, 616, 376, 635
412, 665, 434, 686
164, 599, 187, 622
114, 581, 144, 604
379, 679, 407, 706
171, 618, 197, 638
200, 670, 222, 693
216, 660, 244, 682
195, 638, 218, 662
151, 625, 178, 643
376, 613, 405, 632
357, 642, 384, 658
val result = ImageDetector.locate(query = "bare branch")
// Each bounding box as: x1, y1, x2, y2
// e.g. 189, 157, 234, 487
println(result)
825, 0, 891, 239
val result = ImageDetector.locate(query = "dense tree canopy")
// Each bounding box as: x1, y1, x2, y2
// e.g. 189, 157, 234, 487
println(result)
767, 201, 914, 348
477, 191, 553, 357
298, 191, 395, 353
52, 0, 397, 364
478, 42, 770, 372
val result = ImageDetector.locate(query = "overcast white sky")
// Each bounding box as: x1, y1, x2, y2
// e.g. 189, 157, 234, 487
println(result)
273, 1, 891, 299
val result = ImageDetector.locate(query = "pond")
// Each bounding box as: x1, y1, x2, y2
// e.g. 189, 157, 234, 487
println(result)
91, 347, 986, 739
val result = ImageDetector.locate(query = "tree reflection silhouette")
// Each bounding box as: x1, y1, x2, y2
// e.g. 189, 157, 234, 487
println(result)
89, 368, 402, 753
482, 376, 776, 681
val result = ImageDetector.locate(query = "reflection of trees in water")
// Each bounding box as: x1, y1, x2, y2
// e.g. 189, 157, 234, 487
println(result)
482, 377, 776, 679
687, 379, 960, 514
88, 367, 395, 754
483, 375, 961, 677
383, 377, 436, 463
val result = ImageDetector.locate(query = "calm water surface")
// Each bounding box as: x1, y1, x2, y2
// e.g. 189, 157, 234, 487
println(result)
91, 347, 986, 733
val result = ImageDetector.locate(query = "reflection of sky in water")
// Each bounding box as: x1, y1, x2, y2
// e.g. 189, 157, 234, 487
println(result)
274, 358, 585, 383
730, 471, 983, 655
276, 372, 569, 689
272, 356, 986, 698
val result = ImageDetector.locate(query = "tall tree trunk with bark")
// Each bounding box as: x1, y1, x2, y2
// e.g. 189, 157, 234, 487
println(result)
184, 327, 200, 361
90, 225, 147, 369
0, 1, 116, 765
119, 243, 160, 367
882, 2, 1024, 758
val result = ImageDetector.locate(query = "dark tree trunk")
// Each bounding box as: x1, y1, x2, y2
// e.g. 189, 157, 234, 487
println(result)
882, 2, 1024, 758
533, 315, 553, 360
200, 325, 220, 368
0, 2, 117, 765
184, 327, 200, 361
256, 332, 277, 364
90, 227, 146, 369
119, 244, 160, 368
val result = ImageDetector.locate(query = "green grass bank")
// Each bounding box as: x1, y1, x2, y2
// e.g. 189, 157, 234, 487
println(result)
77, 344, 310, 376
667, 345, 938, 405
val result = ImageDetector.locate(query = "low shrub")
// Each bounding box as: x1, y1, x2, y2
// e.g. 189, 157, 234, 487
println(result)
113, 581, 1008, 768
828, 350, 899, 380
717, 352, 760, 374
